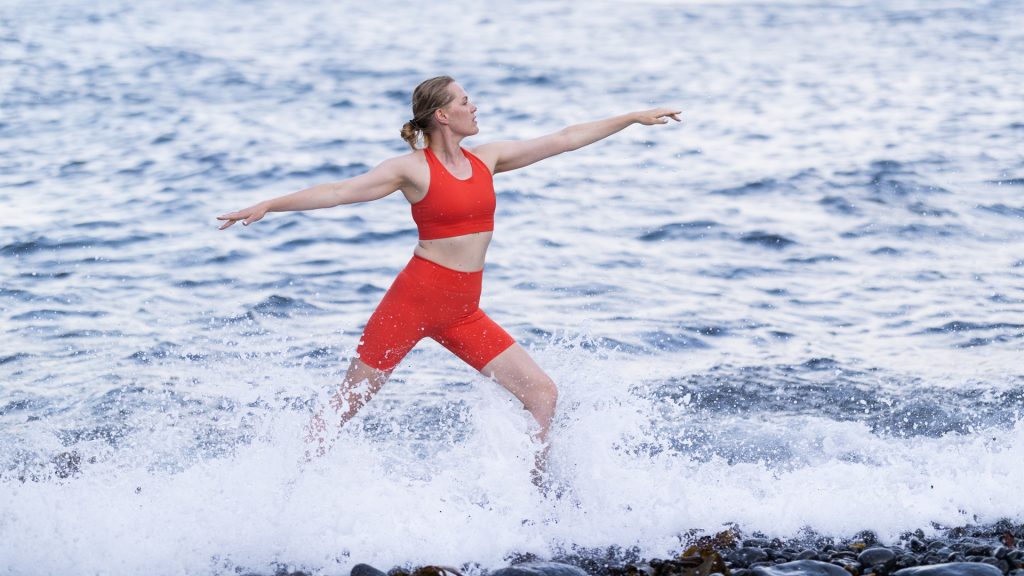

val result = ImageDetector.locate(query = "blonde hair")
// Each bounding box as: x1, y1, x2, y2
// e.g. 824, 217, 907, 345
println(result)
400, 75, 456, 150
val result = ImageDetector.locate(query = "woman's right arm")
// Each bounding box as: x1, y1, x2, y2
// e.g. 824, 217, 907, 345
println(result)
217, 156, 409, 230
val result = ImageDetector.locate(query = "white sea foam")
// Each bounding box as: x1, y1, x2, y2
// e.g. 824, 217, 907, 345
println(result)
4, 342, 1023, 576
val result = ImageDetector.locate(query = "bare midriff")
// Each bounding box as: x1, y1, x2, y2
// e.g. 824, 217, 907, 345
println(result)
413, 231, 493, 272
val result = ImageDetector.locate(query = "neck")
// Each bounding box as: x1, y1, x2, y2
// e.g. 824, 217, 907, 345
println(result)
427, 129, 465, 163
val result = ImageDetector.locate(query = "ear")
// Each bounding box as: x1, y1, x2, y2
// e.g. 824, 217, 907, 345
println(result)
433, 107, 449, 126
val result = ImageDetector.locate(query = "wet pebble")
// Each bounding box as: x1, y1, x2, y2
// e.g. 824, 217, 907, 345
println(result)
731, 548, 769, 566
351, 565, 387, 576
910, 540, 929, 554
831, 558, 860, 574
491, 563, 589, 576
893, 563, 1004, 576
966, 547, 994, 558
752, 560, 850, 576
859, 547, 898, 567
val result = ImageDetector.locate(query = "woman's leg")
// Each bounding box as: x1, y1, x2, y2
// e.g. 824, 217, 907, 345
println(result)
435, 302, 557, 480
480, 344, 558, 442
306, 258, 428, 457
480, 343, 559, 481
306, 357, 392, 458
331, 357, 392, 422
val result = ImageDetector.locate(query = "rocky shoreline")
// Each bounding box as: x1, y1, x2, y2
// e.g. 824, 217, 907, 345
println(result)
331, 522, 1024, 576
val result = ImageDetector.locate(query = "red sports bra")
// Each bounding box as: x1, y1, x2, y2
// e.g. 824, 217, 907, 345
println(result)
411, 147, 496, 241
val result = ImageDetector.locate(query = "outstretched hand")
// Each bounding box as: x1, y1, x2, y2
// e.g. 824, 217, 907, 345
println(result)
217, 203, 268, 230
635, 108, 682, 125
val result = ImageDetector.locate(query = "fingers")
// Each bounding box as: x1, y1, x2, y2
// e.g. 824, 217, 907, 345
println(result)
217, 212, 240, 230
659, 109, 682, 122
217, 209, 262, 229
217, 217, 254, 229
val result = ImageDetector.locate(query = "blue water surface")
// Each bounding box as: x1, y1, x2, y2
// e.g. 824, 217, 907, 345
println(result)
2, 1, 1023, 574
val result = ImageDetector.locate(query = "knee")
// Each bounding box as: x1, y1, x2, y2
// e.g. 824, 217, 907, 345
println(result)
529, 376, 558, 415
544, 378, 559, 408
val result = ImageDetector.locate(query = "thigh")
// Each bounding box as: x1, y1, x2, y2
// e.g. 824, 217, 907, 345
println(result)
434, 308, 516, 371
356, 270, 431, 371
478, 342, 559, 444
480, 343, 555, 400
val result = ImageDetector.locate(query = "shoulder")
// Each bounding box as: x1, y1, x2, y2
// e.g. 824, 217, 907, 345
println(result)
366, 150, 426, 181
380, 149, 426, 172
379, 149, 430, 197
466, 142, 504, 174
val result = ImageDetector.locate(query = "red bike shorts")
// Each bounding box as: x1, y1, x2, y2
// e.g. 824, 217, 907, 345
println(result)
356, 254, 516, 372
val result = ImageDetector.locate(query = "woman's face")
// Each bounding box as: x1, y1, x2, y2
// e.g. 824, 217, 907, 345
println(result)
438, 83, 478, 136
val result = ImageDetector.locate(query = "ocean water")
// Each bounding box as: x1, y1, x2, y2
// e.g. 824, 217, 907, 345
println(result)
2, 0, 1023, 574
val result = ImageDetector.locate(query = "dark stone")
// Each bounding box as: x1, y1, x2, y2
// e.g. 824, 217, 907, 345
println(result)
833, 558, 861, 575
964, 546, 992, 557
909, 540, 928, 554
893, 563, 1004, 576
860, 549, 897, 567
732, 548, 770, 566
979, 559, 1008, 573
491, 563, 589, 576
994, 548, 1010, 560
752, 560, 850, 576
896, 557, 920, 570
351, 565, 387, 576
797, 551, 818, 561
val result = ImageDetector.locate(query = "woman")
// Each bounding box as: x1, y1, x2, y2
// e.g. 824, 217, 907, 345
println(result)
218, 76, 680, 474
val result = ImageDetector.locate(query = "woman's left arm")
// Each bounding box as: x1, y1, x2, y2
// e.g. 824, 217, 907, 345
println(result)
474, 108, 681, 174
